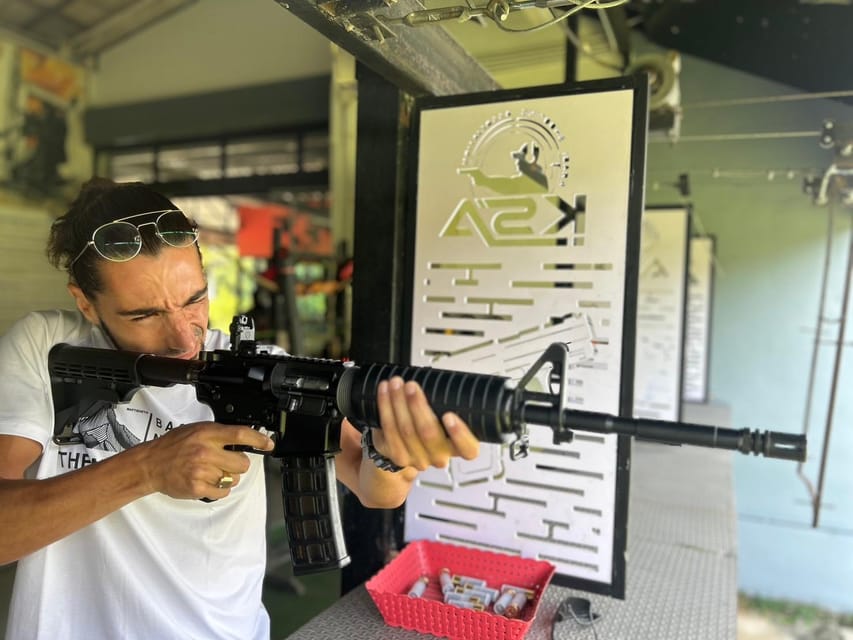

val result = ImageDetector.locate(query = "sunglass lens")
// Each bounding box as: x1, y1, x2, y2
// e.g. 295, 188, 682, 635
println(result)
157, 210, 197, 248
94, 221, 142, 261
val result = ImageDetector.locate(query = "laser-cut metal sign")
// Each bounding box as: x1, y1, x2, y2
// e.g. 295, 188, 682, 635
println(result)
682, 235, 715, 404
400, 77, 648, 597
633, 206, 691, 422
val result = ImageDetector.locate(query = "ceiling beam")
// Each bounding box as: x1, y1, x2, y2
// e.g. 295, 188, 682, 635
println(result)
274, 0, 500, 96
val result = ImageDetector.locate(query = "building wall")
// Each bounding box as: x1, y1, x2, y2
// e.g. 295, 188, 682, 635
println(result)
0, 197, 75, 333
0, 38, 90, 333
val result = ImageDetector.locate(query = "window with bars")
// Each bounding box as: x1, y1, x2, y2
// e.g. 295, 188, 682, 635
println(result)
102, 127, 329, 195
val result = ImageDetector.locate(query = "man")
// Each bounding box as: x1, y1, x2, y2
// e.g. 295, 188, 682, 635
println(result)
0, 179, 480, 639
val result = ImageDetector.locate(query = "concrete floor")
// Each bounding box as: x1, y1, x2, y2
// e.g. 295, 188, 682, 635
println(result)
4, 560, 852, 639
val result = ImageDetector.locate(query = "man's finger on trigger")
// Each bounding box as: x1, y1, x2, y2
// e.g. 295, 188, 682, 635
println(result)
225, 425, 275, 451
250, 429, 276, 451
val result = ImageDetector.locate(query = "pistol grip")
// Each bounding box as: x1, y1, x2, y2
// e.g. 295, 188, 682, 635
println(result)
280, 454, 351, 575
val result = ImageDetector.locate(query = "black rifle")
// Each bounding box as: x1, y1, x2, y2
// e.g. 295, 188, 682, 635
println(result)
48, 315, 806, 575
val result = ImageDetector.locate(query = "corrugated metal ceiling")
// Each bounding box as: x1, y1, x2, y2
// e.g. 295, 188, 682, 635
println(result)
1, 0, 850, 105
0, 0, 197, 60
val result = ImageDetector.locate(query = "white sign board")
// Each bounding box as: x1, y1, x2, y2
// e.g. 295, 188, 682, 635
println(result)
402, 78, 647, 595
682, 235, 715, 403
633, 207, 690, 421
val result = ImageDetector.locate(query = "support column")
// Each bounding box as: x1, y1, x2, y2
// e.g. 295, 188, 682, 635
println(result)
341, 61, 408, 594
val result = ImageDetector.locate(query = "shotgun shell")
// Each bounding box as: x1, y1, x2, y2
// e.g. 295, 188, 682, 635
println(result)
460, 586, 498, 607
493, 589, 516, 615
408, 576, 429, 598
504, 590, 530, 618
444, 594, 485, 611
439, 568, 454, 594
456, 575, 486, 588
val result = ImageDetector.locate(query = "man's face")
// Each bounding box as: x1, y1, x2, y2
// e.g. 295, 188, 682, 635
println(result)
71, 245, 210, 358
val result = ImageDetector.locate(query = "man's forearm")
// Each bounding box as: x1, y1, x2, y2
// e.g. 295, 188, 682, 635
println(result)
335, 420, 419, 509
0, 445, 153, 565
355, 456, 419, 509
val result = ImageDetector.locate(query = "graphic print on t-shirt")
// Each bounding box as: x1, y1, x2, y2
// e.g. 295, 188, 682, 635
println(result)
58, 402, 179, 470
76, 405, 140, 451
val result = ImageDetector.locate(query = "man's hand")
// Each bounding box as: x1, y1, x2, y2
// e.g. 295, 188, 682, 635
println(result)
135, 422, 275, 500
370, 376, 480, 471
0, 424, 272, 565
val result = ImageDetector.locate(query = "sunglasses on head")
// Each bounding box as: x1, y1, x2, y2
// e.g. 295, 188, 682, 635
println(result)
70, 209, 199, 267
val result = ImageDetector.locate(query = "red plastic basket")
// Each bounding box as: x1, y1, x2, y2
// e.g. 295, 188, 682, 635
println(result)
365, 540, 556, 640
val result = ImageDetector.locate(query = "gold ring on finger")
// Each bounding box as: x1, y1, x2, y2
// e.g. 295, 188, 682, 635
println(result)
216, 473, 234, 489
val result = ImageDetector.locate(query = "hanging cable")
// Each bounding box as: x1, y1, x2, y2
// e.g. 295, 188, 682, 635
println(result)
647, 167, 821, 179
378, 0, 628, 32
683, 89, 853, 110
494, 0, 628, 34
649, 131, 820, 144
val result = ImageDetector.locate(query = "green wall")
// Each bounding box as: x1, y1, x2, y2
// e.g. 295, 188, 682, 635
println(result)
644, 44, 853, 611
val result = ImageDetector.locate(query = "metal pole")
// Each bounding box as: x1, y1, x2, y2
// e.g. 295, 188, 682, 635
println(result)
813, 205, 853, 528
798, 204, 837, 507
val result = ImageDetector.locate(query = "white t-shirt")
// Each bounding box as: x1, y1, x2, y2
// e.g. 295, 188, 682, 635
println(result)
0, 310, 270, 640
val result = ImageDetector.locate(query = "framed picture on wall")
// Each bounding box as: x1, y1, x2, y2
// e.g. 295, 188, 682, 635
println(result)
633, 205, 692, 422
399, 76, 648, 597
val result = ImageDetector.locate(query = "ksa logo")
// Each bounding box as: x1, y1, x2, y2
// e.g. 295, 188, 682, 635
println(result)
442, 110, 586, 247
441, 193, 586, 247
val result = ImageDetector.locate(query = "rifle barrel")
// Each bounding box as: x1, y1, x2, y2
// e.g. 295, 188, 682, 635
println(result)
518, 404, 806, 461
